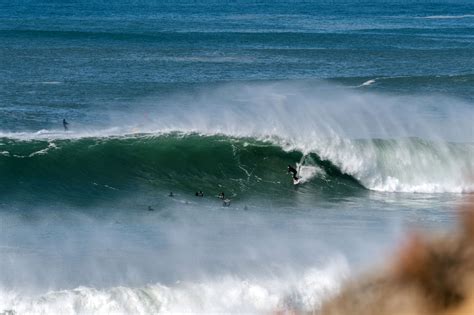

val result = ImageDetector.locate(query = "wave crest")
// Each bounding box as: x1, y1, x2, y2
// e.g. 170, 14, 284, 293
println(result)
0, 134, 472, 198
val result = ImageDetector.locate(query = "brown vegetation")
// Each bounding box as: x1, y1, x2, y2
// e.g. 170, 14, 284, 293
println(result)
319, 198, 474, 315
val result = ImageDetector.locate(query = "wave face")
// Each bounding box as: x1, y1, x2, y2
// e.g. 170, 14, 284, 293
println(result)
0, 134, 358, 204
1, 133, 472, 206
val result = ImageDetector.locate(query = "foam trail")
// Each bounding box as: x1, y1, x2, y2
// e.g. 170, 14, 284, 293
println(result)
28, 142, 58, 157
296, 154, 326, 184
358, 79, 376, 87
297, 165, 324, 184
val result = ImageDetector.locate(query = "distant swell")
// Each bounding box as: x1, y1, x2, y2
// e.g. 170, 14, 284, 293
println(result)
420, 14, 474, 19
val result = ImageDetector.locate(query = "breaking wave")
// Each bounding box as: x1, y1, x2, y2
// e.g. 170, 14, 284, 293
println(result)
1, 81, 472, 201
0, 261, 347, 314
0, 133, 472, 201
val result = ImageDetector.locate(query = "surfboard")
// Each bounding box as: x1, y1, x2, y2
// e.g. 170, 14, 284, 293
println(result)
293, 178, 301, 185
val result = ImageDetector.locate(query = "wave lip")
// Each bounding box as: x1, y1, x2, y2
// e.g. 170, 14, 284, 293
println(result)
327, 138, 473, 194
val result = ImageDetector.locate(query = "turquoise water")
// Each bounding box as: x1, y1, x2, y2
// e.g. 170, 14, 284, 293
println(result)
0, 1, 473, 313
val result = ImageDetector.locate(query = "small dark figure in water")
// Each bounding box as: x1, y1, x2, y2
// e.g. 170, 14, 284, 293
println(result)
63, 118, 69, 131
195, 191, 204, 197
218, 192, 225, 199
148, 206, 154, 211
223, 199, 231, 207
169, 192, 174, 197
287, 164, 298, 181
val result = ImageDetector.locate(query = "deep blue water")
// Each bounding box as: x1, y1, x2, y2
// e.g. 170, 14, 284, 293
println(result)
1, 0, 473, 131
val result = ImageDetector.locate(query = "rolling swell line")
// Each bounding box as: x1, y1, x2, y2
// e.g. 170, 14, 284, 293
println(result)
0, 133, 471, 205
0, 134, 362, 204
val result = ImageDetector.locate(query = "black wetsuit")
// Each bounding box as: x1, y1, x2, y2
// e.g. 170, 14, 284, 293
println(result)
288, 165, 298, 180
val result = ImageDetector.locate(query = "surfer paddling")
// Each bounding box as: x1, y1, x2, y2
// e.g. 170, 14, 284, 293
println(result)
218, 192, 231, 207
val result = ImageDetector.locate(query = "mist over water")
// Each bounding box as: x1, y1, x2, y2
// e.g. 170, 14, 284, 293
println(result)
1, 0, 473, 313
1, 195, 459, 313
2, 82, 472, 197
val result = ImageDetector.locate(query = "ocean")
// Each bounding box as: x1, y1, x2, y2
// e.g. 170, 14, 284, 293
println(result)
0, 1, 473, 313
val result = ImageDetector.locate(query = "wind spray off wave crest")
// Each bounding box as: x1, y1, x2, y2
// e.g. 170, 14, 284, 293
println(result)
1, 133, 471, 200
92, 81, 474, 194
1, 81, 472, 194
149, 81, 472, 193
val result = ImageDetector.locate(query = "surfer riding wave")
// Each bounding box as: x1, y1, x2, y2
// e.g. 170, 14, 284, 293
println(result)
288, 164, 299, 181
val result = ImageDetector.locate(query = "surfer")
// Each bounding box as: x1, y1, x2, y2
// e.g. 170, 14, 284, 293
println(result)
148, 206, 154, 211
218, 192, 231, 206
63, 118, 69, 131
168, 192, 174, 197
287, 164, 299, 181
195, 191, 204, 197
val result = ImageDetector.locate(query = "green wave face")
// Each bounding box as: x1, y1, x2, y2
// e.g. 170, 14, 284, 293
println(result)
2, 133, 472, 207
0, 134, 363, 205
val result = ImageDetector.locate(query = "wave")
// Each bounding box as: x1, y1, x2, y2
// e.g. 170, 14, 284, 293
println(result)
1, 81, 472, 199
0, 133, 472, 204
0, 262, 347, 314
0, 133, 359, 204
342, 74, 474, 90
420, 15, 474, 19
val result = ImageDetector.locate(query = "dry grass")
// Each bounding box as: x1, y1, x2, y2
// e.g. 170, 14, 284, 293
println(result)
318, 198, 474, 315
